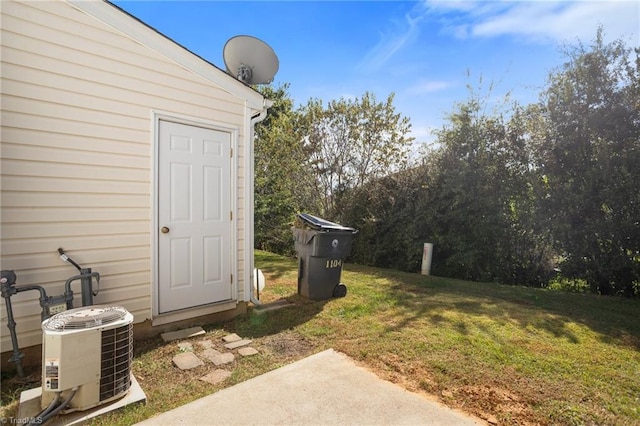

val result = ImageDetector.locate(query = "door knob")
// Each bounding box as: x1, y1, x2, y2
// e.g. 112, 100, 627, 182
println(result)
161, 226, 170, 234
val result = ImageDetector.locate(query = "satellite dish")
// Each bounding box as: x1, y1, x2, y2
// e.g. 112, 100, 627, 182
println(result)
223, 35, 279, 85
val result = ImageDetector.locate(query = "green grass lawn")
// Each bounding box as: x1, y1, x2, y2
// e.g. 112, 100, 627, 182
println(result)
2, 250, 638, 425
248, 250, 639, 425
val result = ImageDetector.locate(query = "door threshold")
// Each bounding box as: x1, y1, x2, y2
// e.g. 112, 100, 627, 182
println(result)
152, 300, 237, 326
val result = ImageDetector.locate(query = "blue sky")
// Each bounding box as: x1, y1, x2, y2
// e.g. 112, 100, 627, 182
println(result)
112, 1, 639, 144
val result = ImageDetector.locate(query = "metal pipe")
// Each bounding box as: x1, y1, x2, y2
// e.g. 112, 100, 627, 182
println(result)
80, 268, 93, 306
1, 251, 100, 378
64, 271, 100, 308
58, 248, 82, 272
2, 271, 50, 377
2, 292, 24, 377
79, 268, 100, 306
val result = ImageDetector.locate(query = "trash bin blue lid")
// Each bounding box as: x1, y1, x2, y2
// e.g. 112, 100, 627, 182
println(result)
297, 213, 357, 232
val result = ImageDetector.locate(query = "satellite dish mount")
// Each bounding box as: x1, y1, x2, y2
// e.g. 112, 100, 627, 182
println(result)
223, 35, 279, 85
236, 64, 252, 84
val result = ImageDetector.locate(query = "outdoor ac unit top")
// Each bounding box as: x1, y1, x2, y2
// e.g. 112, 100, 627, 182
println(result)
42, 305, 129, 331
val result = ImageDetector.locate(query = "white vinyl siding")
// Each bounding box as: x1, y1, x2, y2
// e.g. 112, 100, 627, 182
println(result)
1, 0, 256, 351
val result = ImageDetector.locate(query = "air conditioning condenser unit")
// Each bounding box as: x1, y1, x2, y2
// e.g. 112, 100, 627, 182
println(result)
40, 305, 134, 413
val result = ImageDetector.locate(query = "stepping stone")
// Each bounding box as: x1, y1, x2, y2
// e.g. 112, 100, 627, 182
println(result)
199, 339, 214, 349
238, 347, 259, 357
162, 327, 206, 342
201, 349, 235, 366
173, 352, 204, 370
200, 369, 232, 385
224, 339, 252, 350
202, 348, 223, 357
222, 333, 242, 343
178, 342, 193, 351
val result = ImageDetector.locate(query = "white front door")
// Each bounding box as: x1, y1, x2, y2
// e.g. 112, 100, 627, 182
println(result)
157, 120, 232, 313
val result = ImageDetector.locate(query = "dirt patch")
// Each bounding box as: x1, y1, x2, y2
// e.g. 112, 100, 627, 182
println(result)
345, 351, 546, 426
456, 384, 536, 425
259, 330, 315, 360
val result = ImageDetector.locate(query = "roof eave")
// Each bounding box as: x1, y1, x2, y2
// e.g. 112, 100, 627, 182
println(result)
68, 0, 266, 111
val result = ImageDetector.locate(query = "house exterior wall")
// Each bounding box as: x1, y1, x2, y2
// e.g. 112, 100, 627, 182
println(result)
0, 0, 260, 352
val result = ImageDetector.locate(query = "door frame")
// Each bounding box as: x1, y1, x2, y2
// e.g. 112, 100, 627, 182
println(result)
151, 112, 239, 318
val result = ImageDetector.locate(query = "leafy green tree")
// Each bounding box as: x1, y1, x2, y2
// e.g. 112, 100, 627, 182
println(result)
533, 29, 640, 295
254, 84, 317, 254
428, 98, 507, 281
422, 85, 553, 285
341, 88, 555, 285
297, 92, 413, 218
341, 165, 431, 271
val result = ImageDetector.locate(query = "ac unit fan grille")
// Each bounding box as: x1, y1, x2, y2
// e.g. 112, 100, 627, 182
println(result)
100, 322, 133, 401
43, 306, 129, 331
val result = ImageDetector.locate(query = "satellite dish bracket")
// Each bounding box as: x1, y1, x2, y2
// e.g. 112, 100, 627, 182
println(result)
237, 64, 252, 83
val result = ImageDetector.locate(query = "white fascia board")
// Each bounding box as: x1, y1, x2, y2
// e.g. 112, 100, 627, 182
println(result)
68, 0, 266, 111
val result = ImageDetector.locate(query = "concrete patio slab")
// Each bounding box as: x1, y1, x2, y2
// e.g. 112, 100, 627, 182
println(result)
134, 349, 483, 426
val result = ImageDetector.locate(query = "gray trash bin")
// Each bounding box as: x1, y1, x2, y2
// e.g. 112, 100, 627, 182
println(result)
292, 213, 358, 300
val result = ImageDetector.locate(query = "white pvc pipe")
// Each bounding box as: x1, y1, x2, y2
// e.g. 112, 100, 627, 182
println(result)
421, 243, 433, 275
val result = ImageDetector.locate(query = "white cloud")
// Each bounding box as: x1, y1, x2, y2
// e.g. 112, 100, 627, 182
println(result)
407, 80, 456, 94
425, 0, 639, 44
356, 3, 429, 71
